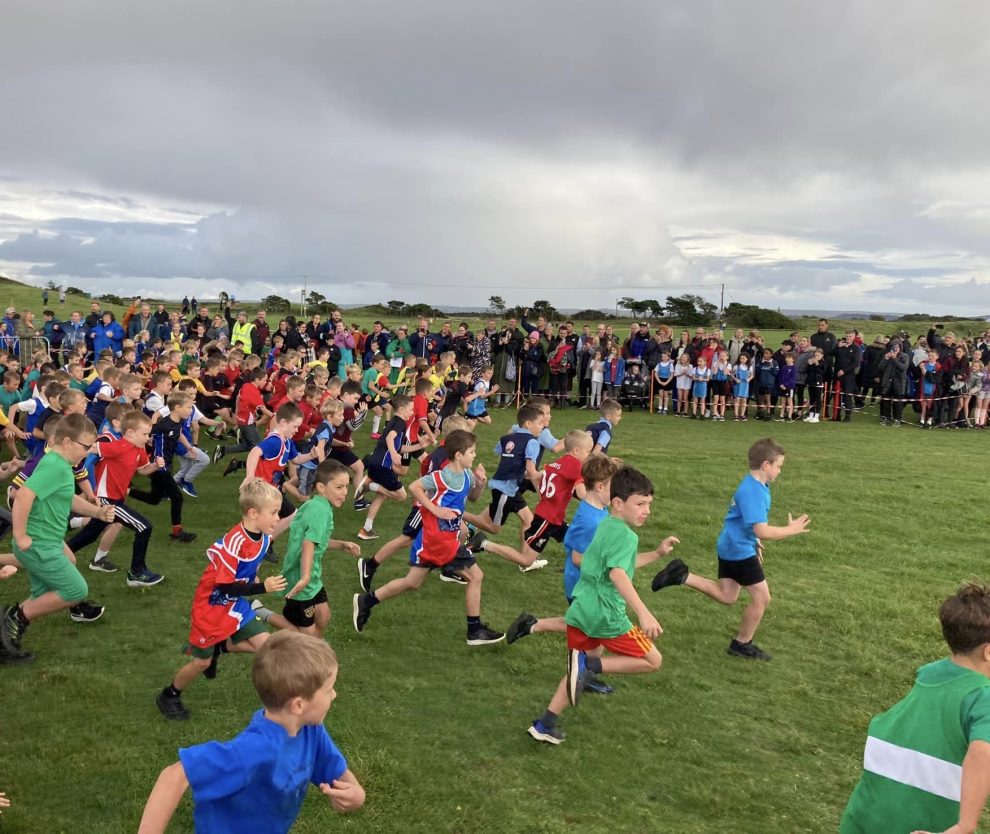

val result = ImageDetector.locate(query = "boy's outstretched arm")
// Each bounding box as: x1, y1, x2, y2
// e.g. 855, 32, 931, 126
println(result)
635, 536, 680, 568
752, 513, 810, 542
319, 769, 366, 813
138, 761, 189, 834
912, 740, 990, 834
609, 567, 662, 638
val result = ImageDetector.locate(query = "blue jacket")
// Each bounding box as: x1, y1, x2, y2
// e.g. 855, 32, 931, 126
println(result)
604, 357, 626, 386
90, 321, 125, 355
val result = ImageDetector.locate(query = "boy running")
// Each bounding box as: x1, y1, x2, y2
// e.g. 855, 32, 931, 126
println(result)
651, 437, 810, 660
527, 466, 678, 744
156, 480, 285, 720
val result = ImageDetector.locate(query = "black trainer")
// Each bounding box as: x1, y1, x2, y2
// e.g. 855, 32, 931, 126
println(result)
439, 568, 468, 585
222, 458, 242, 477
466, 624, 505, 646
727, 639, 772, 661
506, 612, 537, 644
211, 443, 225, 465
357, 558, 376, 594
584, 676, 614, 695
466, 530, 487, 553
0, 642, 34, 664
352, 593, 372, 633
156, 690, 190, 720
651, 558, 689, 592
0, 605, 28, 655
68, 601, 105, 623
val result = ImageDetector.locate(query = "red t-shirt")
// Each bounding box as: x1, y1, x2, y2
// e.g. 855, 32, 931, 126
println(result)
292, 400, 318, 442
236, 382, 264, 426
534, 453, 584, 525
409, 394, 430, 442
94, 438, 150, 500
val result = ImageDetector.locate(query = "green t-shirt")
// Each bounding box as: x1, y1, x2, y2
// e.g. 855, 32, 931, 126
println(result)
279, 497, 334, 601
565, 514, 638, 638
22, 451, 75, 544
361, 367, 379, 397
0, 387, 25, 413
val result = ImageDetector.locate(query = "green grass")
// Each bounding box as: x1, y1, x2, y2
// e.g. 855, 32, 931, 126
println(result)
2, 403, 986, 833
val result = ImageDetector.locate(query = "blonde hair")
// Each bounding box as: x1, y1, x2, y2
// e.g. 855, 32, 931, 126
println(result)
252, 631, 338, 709
441, 415, 470, 435
238, 479, 283, 514
321, 398, 344, 417
345, 364, 361, 376
564, 429, 594, 453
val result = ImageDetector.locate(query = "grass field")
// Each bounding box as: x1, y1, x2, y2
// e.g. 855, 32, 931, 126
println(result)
2, 400, 986, 833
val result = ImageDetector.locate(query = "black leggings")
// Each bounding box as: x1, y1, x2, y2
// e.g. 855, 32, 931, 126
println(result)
130, 470, 184, 526
68, 500, 153, 573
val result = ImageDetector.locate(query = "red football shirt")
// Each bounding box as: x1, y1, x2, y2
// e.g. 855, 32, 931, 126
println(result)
534, 453, 584, 525
409, 393, 430, 443
236, 382, 264, 426
94, 438, 150, 500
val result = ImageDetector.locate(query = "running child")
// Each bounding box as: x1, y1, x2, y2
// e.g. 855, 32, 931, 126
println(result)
465, 365, 497, 426
141, 632, 365, 831
155, 480, 285, 720
352, 430, 503, 645
475, 430, 592, 573
255, 460, 360, 637
0, 414, 115, 663
586, 398, 622, 455
296, 399, 344, 498
329, 380, 368, 509
361, 354, 393, 439
480, 404, 544, 537
651, 437, 810, 660
213, 368, 273, 475
526, 466, 678, 745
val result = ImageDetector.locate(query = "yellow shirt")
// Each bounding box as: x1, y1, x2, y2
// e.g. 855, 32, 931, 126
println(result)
181, 376, 208, 395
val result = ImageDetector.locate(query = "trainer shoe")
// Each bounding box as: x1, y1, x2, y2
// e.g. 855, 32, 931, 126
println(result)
439, 568, 468, 585
178, 480, 199, 498
519, 559, 548, 573
353, 497, 371, 512
352, 593, 372, 633
0, 605, 29, 656
68, 601, 104, 623
466, 530, 487, 553
211, 444, 225, 464
651, 558, 689, 591
222, 458, 242, 477
584, 676, 614, 696
169, 530, 197, 543
506, 612, 537, 644
357, 558, 376, 594
89, 555, 119, 573
567, 649, 590, 707
370, 432, 382, 440
527, 720, 565, 745
127, 569, 165, 588
466, 623, 505, 646
727, 639, 772, 661
156, 690, 190, 721
357, 528, 379, 541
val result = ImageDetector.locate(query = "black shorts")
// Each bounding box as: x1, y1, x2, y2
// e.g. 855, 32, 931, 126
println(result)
282, 586, 329, 628
488, 489, 528, 527
524, 514, 567, 554
467, 410, 488, 420
713, 379, 731, 397
717, 555, 765, 587
757, 385, 774, 397
329, 447, 359, 467
401, 505, 424, 539
367, 462, 403, 493
278, 493, 296, 519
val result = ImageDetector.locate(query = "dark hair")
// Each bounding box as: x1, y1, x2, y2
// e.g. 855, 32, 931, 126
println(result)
314, 457, 350, 487
415, 378, 433, 395
747, 438, 785, 470
609, 466, 654, 501
444, 429, 476, 459
582, 453, 619, 486
391, 394, 412, 411
516, 404, 543, 427
340, 380, 363, 398
275, 402, 303, 423
940, 582, 990, 654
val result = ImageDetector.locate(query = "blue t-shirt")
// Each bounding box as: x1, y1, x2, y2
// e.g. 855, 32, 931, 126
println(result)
489, 431, 541, 497
715, 473, 770, 561
563, 500, 609, 599
301, 422, 333, 471
466, 380, 488, 417
179, 709, 347, 834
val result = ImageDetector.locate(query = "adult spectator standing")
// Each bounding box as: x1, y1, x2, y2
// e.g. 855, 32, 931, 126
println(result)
470, 327, 492, 381
833, 330, 860, 422
85, 301, 103, 329
492, 316, 523, 406
90, 311, 125, 356
434, 321, 453, 357
42, 287, 49, 306
191, 305, 212, 334
333, 321, 356, 378
364, 321, 391, 367
727, 328, 747, 364
16, 310, 44, 360
810, 317, 837, 383
128, 302, 157, 339
62, 311, 88, 359
304, 313, 327, 346
229, 310, 258, 355
41, 310, 64, 362
181, 295, 190, 315
252, 310, 271, 347
450, 323, 473, 364
58, 287, 66, 305
154, 304, 169, 327
878, 340, 910, 426
385, 325, 411, 382
206, 314, 229, 343
408, 318, 439, 361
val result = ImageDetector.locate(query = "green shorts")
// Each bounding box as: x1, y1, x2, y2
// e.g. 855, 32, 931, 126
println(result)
13, 539, 87, 602
185, 617, 267, 659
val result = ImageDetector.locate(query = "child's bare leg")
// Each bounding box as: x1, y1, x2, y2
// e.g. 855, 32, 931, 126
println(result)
0, 553, 23, 569
464, 509, 499, 534
684, 573, 743, 605
461, 563, 483, 617
374, 566, 430, 602
737, 581, 771, 643
97, 523, 123, 554
171, 657, 212, 691
533, 616, 567, 633
226, 632, 269, 654
20, 590, 79, 621
600, 647, 662, 675
370, 534, 412, 566
480, 539, 533, 567
349, 459, 365, 499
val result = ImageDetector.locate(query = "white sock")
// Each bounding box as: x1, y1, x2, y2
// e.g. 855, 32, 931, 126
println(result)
69, 516, 85, 529
368, 482, 380, 493
363, 518, 374, 532
95, 549, 109, 562
354, 476, 367, 497
372, 415, 382, 433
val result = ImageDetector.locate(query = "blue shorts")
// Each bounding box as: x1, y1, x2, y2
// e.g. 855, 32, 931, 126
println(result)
367, 462, 403, 493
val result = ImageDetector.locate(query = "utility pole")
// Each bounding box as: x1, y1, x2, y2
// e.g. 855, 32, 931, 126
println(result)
301, 275, 307, 319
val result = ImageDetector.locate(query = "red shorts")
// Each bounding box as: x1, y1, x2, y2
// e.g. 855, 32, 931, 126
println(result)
566, 624, 654, 658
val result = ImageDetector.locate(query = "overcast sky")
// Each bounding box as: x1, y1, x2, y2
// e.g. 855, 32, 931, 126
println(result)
2, 1, 989, 314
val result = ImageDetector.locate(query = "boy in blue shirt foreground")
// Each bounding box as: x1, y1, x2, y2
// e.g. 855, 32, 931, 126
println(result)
139, 631, 365, 833
651, 437, 810, 661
